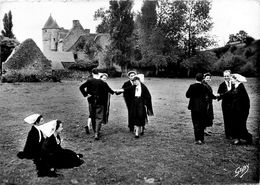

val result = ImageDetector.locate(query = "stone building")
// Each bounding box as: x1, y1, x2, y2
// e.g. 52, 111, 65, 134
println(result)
42, 15, 111, 70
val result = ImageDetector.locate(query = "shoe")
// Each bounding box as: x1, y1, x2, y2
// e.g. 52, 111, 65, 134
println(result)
17, 151, 25, 159
233, 139, 241, 145
38, 171, 61, 178
195, 140, 203, 145
140, 131, 144, 136
94, 133, 99, 140
77, 153, 83, 158
135, 135, 139, 139
85, 126, 90, 134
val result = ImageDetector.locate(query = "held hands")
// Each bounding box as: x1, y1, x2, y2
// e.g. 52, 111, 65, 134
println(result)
114, 89, 124, 95
216, 94, 221, 101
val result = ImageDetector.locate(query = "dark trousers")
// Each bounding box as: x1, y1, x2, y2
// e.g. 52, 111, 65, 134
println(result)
89, 103, 104, 134
222, 104, 233, 138
191, 111, 205, 142
126, 104, 134, 131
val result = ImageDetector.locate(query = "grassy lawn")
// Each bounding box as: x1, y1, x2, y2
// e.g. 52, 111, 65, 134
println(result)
0, 77, 259, 185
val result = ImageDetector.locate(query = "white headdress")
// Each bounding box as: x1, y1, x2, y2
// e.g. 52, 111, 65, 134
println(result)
134, 74, 145, 83
232, 73, 247, 82
24, 114, 41, 124
100, 73, 108, 78
38, 120, 57, 138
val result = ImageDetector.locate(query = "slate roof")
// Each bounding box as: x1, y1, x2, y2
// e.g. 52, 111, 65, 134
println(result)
67, 34, 96, 51
44, 51, 75, 69
43, 15, 60, 29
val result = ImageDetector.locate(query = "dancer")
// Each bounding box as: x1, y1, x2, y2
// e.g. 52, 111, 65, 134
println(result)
119, 75, 153, 138
100, 73, 111, 125
186, 73, 208, 145
79, 68, 115, 140
229, 74, 252, 145
217, 70, 234, 139
85, 73, 111, 132
122, 71, 137, 132
202, 73, 217, 136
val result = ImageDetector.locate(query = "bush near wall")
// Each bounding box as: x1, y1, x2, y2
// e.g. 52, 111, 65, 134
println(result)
1, 69, 49, 83
68, 60, 98, 71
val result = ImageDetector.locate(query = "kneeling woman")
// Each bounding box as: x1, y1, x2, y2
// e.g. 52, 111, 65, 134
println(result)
121, 76, 154, 138
40, 120, 84, 169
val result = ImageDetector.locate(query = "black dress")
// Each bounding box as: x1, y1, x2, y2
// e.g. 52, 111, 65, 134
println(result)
41, 134, 83, 169
230, 83, 252, 141
124, 83, 153, 127
202, 81, 216, 128
17, 126, 44, 160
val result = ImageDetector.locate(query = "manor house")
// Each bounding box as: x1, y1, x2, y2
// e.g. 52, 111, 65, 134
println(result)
42, 15, 110, 69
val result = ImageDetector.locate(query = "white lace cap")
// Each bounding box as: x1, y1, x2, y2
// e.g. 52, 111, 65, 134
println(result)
38, 120, 57, 138
232, 73, 247, 82
24, 114, 41, 124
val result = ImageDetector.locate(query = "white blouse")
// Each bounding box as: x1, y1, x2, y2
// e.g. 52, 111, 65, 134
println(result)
135, 84, 141, 97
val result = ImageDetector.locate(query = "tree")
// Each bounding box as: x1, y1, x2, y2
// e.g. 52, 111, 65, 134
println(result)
157, 0, 187, 49
1, 11, 15, 39
137, 0, 159, 66
157, 0, 215, 57
94, 8, 111, 33
183, 0, 215, 57
108, 0, 135, 75
227, 30, 255, 45
182, 51, 218, 77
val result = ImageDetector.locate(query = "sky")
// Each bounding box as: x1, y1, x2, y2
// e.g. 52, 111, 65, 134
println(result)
0, 0, 259, 50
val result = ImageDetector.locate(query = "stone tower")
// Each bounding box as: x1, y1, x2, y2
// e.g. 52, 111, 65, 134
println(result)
42, 15, 60, 52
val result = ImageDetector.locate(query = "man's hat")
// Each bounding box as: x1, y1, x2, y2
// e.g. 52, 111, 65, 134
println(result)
127, 71, 137, 77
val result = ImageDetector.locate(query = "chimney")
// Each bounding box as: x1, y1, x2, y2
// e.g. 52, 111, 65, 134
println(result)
73, 20, 80, 28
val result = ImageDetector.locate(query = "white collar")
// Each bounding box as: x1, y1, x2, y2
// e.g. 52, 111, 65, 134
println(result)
235, 82, 241, 88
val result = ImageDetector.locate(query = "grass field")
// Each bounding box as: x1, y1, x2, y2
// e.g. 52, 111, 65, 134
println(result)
0, 77, 259, 185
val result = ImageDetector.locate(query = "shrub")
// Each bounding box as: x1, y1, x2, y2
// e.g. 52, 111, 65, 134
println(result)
244, 49, 254, 58
97, 66, 121, 77
229, 45, 237, 53
239, 61, 257, 77
2, 69, 41, 82
1, 68, 62, 83
68, 60, 98, 71
244, 36, 255, 46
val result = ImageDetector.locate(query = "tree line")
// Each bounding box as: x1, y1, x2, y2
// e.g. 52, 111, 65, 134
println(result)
1, 1, 259, 77
93, 0, 259, 77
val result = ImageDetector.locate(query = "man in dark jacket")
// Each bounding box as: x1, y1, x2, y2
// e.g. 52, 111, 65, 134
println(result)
217, 70, 234, 139
122, 71, 137, 132
79, 68, 115, 140
186, 73, 208, 144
